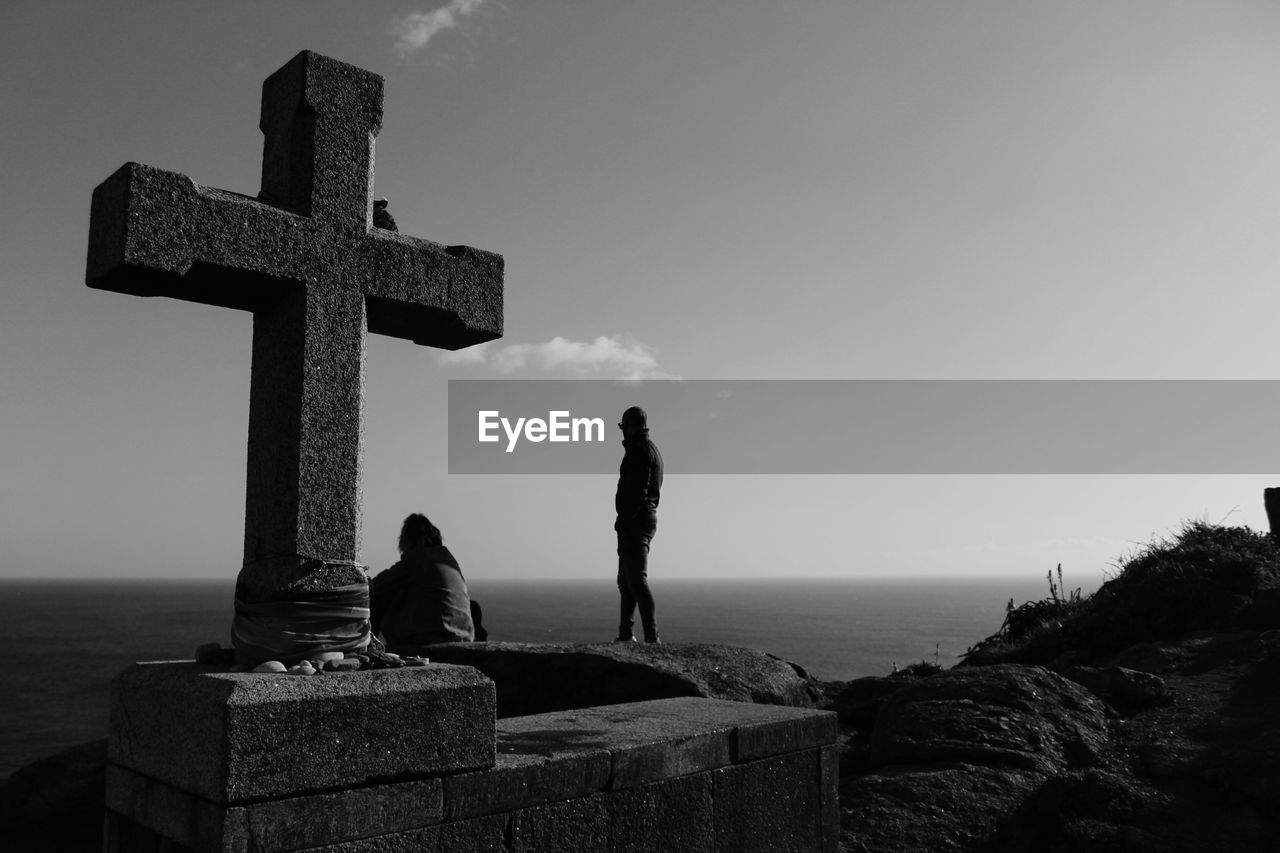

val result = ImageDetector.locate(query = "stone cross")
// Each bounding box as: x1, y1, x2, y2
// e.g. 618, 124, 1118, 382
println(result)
86, 51, 502, 660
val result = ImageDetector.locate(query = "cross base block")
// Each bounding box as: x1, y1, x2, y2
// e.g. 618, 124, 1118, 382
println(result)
108, 662, 497, 805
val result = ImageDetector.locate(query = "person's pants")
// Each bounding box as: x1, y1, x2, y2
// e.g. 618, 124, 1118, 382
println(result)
617, 525, 657, 641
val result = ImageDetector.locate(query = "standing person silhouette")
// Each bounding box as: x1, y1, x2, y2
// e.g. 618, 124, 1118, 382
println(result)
614, 406, 664, 643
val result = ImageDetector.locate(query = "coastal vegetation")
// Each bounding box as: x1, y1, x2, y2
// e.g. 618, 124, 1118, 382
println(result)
962, 521, 1280, 666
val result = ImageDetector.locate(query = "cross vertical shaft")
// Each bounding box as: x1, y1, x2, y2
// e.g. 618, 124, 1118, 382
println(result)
259, 52, 382, 227
244, 286, 368, 565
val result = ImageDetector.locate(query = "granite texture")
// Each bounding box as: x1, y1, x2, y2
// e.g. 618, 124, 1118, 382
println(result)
233, 555, 367, 599
606, 772, 714, 853
443, 744, 612, 821
108, 661, 496, 804
85, 50, 503, 570
255, 814, 512, 853
508, 795, 611, 853
818, 746, 840, 853
712, 750, 823, 853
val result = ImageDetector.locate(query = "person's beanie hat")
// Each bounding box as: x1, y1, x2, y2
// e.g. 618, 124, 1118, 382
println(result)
621, 406, 647, 428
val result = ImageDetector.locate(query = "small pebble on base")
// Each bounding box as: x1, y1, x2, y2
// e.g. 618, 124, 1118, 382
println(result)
252, 661, 287, 673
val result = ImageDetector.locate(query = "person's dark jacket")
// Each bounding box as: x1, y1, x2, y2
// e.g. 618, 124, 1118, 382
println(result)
370, 544, 474, 649
615, 429, 663, 531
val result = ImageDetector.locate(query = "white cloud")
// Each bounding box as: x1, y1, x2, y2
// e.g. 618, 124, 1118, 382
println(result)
439, 335, 676, 379
391, 0, 490, 58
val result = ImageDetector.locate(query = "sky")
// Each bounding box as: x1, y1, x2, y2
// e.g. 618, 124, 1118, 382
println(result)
4, 0, 1280, 582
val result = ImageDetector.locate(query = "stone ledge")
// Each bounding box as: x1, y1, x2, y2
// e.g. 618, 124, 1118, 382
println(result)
109, 661, 496, 804
496, 704, 731, 792
443, 743, 612, 821
613, 697, 838, 762
493, 698, 837, 793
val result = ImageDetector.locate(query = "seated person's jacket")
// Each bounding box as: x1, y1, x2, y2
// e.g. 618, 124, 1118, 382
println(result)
370, 544, 475, 649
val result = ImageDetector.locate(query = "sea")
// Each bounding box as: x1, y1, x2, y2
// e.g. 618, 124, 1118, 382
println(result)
0, 575, 1098, 779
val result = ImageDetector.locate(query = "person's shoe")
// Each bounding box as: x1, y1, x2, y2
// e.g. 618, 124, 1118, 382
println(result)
614, 634, 637, 643
643, 633, 661, 644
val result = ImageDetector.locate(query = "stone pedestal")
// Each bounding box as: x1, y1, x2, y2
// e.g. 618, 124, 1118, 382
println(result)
105, 663, 838, 852
108, 662, 496, 804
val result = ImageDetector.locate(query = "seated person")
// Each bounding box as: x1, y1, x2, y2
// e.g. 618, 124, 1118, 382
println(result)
370, 513, 475, 651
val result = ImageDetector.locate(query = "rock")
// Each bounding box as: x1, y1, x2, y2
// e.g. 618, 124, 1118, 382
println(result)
0, 739, 105, 841
1064, 666, 1168, 714
1241, 587, 1280, 627
195, 642, 234, 664
426, 641, 817, 717
1107, 641, 1192, 674
827, 676, 910, 729
324, 658, 361, 672
314, 651, 346, 663
251, 661, 286, 673
402, 656, 428, 666
363, 650, 406, 669
984, 770, 1171, 853
840, 664, 1114, 853
869, 664, 1109, 774
842, 763, 1045, 853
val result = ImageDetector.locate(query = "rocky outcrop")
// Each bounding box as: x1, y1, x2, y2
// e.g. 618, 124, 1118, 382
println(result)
0, 739, 105, 851
820, 523, 1280, 851
827, 676, 906, 729
1063, 665, 1168, 714
868, 665, 1109, 774
426, 641, 818, 717
837, 665, 1124, 853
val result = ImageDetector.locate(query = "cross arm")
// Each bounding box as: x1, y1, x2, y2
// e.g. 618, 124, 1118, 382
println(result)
361, 231, 503, 350
87, 162, 310, 311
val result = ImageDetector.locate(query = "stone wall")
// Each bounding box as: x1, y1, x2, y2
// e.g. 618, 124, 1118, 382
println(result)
104, 663, 838, 853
